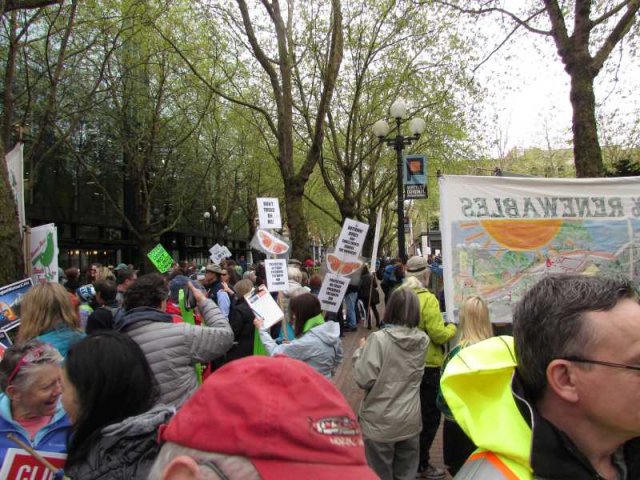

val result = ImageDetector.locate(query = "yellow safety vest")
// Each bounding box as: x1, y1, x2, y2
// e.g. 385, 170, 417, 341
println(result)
441, 336, 533, 480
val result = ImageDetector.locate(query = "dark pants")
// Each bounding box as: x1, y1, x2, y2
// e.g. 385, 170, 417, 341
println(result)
418, 367, 442, 471
443, 418, 476, 476
364, 434, 420, 480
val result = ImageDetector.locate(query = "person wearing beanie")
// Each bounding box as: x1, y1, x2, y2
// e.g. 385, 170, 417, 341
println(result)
147, 355, 378, 480
403, 255, 457, 480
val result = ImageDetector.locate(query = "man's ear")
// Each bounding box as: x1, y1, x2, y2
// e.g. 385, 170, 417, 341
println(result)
546, 359, 579, 403
162, 455, 201, 480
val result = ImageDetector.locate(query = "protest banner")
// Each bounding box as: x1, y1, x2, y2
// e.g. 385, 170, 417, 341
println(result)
440, 175, 640, 323
30, 224, 58, 283
265, 259, 289, 292
318, 273, 350, 313
147, 244, 174, 273
245, 286, 285, 329
334, 218, 369, 259
257, 197, 282, 229
0, 448, 66, 480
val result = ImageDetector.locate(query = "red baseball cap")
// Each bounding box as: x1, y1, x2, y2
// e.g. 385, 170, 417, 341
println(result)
160, 355, 378, 479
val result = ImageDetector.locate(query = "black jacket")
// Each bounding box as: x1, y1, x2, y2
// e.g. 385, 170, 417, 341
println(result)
512, 373, 640, 479
65, 405, 173, 480
226, 297, 255, 362
85, 301, 120, 334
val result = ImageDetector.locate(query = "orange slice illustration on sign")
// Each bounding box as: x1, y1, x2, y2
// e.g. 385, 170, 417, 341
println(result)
257, 229, 289, 255
480, 219, 563, 251
327, 253, 363, 275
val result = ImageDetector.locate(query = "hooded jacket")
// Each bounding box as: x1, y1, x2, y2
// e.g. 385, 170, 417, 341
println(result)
352, 325, 428, 443
441, 336, 640, 479
0, 396, 70, 468
65, 405, 173, 480
412, 287, 456, 367
36, 325, 86, 358
114, 300, 233, 408
258, 320, 342, 378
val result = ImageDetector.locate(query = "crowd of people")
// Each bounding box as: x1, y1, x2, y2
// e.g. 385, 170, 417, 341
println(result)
1, 253, 638, 480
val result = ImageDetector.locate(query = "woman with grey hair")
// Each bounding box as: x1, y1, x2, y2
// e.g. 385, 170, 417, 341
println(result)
353, 288, 429, 480
0, 340, 71, 465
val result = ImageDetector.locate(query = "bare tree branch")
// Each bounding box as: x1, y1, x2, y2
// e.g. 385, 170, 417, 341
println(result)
429, 0, 551, 35
592, 0, 640, 73
2, 0, 60, 14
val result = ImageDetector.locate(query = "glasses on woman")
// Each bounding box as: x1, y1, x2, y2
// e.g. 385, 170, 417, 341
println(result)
7, 345, 47, 385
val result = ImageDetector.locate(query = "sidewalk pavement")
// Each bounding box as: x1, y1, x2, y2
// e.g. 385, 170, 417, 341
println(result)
334, 320, 451, 479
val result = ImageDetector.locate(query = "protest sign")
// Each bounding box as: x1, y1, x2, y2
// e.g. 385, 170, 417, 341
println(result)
265, 259, 289, 292
335, 219, 369, 259
147, 244, 174, 273
245, 287, 285, 329
325, 251, 365, 280
257, 197, 282, 229
370, 208, 383, 272
0, 448, 66, 480
318, 273, 350, 313
440, 175, 640, 323
252, 229, 290, 257
0, 278, 32, 329
209, 244, 226, 265
30, 224, 58, 283
5, 143, 25, 231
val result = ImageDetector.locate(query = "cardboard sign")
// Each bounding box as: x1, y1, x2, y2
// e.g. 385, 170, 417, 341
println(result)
30, 224, 58, 283
335, 218, 369, 259
0, 278, 33, 329
265, 259, 289, 292
245, 287, 285, 329
257, 198, 282, 229
318, 273, 350, 313
0, 448, 66, 480
147, 244, 174, 273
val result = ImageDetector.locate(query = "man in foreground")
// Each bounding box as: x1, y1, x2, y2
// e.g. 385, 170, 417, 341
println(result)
442, 275, 640, 478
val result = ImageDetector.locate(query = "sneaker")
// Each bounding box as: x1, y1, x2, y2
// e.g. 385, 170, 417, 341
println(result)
416, 464, 446, 480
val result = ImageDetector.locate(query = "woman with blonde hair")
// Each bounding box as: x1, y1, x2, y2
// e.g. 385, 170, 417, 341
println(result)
438, 295, 493, 475
18, 282, 85, 357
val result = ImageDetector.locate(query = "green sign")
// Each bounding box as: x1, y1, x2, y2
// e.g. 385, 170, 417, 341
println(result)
147, 243, 174, 273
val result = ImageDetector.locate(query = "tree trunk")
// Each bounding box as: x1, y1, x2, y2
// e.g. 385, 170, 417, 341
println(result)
0, 11, 23, 285
0, 143, 24, 284
569, 66, 604, 177
284, 178, 309, 261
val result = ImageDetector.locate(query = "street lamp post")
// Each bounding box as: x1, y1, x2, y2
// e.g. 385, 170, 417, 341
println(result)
373, 99, 426, 261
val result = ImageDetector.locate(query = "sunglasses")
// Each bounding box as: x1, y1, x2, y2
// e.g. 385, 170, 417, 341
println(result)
7, 345, 47, 385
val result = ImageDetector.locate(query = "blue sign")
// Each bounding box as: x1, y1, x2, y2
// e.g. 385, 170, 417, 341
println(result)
403, 154, 427, 199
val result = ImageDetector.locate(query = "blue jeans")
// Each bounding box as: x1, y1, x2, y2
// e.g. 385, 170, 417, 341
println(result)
345, 291, 358, 328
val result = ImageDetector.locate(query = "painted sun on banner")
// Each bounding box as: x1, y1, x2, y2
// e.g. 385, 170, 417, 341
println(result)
440, 175, 640, 324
